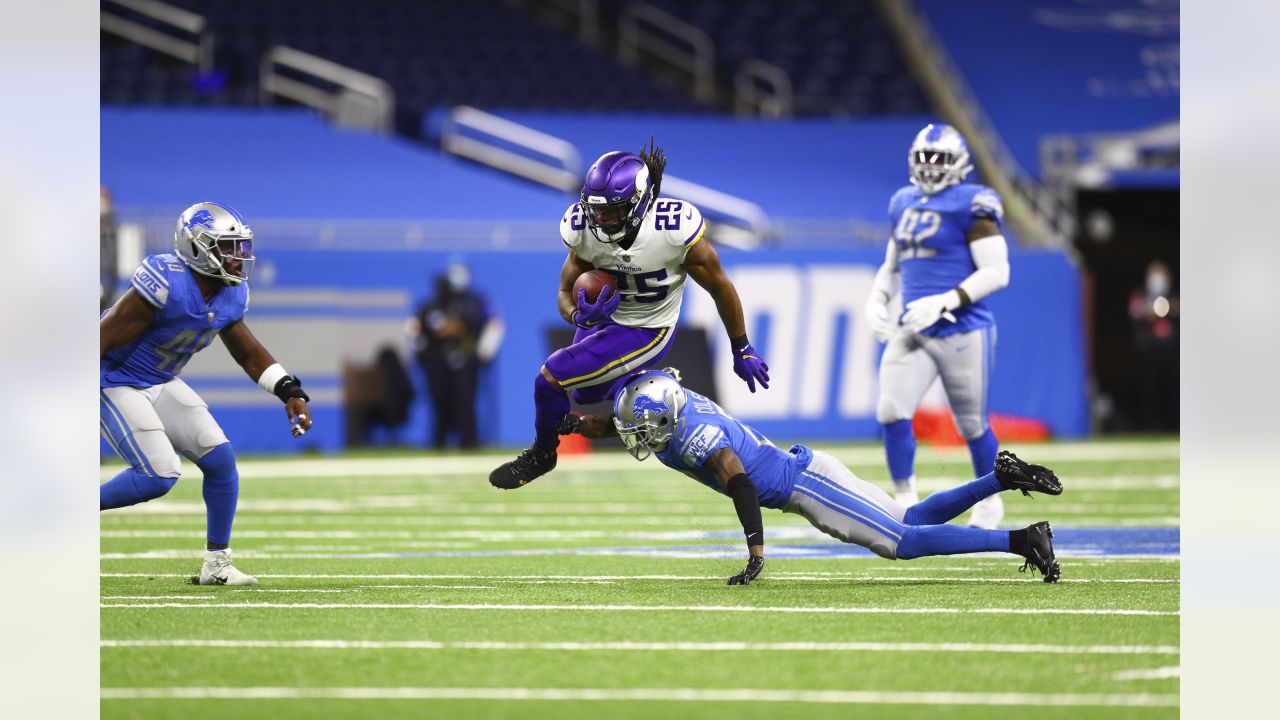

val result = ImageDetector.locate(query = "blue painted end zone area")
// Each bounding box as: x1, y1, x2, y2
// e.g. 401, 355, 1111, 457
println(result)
388, 527, 1179, 560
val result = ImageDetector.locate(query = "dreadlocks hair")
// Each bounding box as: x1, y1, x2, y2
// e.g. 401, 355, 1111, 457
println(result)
638, 135, 667, 199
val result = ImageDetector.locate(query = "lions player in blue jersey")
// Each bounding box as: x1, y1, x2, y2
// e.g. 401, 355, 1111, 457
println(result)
865, 124, 1012, 529
560, 370, 1062, 584
99, 202, 313, 586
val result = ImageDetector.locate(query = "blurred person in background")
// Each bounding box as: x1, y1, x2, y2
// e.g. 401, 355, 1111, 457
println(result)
865, 124, 1011, 529
1129, 260, 1179, 431
101, 186, 118, 313
411, 259, 504, 449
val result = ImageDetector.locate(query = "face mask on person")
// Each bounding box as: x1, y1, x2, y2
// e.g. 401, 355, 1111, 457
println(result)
447, 264, 470, 293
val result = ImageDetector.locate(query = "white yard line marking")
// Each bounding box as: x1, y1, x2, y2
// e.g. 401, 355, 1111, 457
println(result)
100, 517, 1179, 540
100, 548, 1178, 560
99, 571, 1177, 582
98, 572, 1175, 585
98, 602, 1178, 616
100, 639, 1180, 655
98, 686, 1179, 706
1111, 666, 1181, 681
99, 439, 1177, 481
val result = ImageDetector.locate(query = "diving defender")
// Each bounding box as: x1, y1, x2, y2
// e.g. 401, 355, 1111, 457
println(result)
100, 202, 313, 585
865, 124, 1012, 528
490, 139, 770, 489
561, 369, 1061, 584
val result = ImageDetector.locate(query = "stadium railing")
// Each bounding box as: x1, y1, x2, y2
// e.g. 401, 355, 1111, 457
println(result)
259, 46, 395, 134
101, 0, 213, 73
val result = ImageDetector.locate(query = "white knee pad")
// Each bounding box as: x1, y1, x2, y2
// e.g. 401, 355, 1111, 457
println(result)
954, 414, 988, 440
147, 449, 183, 480
876, 395, 911, 425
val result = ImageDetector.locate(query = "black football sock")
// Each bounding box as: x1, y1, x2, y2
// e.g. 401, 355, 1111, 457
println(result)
1008, 528, 1028, 555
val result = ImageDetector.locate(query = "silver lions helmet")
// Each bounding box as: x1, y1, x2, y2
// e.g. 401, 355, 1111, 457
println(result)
908, 123, 974, 194
174, 202, 255, 285
613, 369, 687, 461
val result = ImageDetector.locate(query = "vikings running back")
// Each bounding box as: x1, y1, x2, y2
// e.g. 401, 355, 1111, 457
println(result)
864, 124, 1012, 528
561, 370, 1062, 584
490, 139, 770, 489
100, 202, 314, 585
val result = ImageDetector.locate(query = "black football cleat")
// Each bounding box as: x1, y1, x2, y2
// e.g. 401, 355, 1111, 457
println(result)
489, 447, 556, 490
994, 450, 1063, 498
1018, 521, 1060, 583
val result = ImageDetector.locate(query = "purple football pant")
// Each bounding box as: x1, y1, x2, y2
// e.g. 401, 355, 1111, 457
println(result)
532, 322, 677, 452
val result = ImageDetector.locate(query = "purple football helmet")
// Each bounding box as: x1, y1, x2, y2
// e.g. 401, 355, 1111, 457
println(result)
580, 151, 654, 243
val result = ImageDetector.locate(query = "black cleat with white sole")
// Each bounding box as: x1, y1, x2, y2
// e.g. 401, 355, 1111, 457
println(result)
1018, 521, 1060, 583
489, 447, 557, 489
994, 450, 1063, 497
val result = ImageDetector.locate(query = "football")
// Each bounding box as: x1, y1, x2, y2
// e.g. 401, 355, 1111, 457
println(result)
573, 269, 619, 304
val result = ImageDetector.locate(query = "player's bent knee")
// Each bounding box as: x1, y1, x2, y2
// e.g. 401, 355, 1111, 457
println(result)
144, 452, 182, 481
876, 397, 909, 425
196, 442, 238, 483
539, 366, 563, 389
955, 415, 987, 440
869, 539, 899, 560
136, 472, 179, 501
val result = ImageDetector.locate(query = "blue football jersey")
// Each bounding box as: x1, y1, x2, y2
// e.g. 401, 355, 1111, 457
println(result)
654, 390, 812, 509
101, 254, 249, 388
888, 182, 1004, 338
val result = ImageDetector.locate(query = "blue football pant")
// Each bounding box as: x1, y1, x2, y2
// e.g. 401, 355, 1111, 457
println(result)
782, 450, 1009, 559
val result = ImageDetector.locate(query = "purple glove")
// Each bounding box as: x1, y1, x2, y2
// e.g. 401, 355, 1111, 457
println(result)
573, 286, 620, 328
732, 341, 770, 393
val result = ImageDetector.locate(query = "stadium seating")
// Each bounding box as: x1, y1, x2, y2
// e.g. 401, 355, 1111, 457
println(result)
593, 0, 929, 116
102, 0, 707, 133
913, 0, 1179, 180
103, 0, 929, 129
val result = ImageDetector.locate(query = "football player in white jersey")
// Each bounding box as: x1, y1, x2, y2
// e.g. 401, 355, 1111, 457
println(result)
865, 124, 1012, 529
490, 139, 770, 489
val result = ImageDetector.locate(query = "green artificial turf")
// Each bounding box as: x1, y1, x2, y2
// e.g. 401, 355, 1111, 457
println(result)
101, 438, 1179, 719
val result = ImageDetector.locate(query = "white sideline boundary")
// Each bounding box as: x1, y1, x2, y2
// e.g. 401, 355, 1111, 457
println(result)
98, 601, 1178, 616
97, 574, 1177, 584
98, 686, 1179, 706
99, 569, 1179, 582
1112, 666, 1181, 681
98, 439, 1177, 481
100, 638, 1179, 655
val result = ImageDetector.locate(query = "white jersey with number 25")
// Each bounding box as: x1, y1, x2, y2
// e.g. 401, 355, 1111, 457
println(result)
559, 199, 706, 328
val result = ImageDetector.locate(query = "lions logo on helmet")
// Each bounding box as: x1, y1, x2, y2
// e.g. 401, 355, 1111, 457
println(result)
174, 202, 256, 285
908, 123, 974, 194
613, 370, 686, 460
631, 394, 670, 420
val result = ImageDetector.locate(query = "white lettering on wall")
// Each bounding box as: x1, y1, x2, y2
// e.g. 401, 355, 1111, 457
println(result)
685, 264, 881, 420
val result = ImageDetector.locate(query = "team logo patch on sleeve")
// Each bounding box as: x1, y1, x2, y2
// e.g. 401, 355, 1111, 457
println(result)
971, 189, 1004, 220
130, 262, 170, 307
681, 424, 726, 466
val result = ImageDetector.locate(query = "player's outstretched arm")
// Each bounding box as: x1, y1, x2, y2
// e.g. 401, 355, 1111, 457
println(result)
705, 447, 765, 584
557, 413, 618, 440
100, 288, 157, 358
684, 240, 770, 392
556, 250, 596, 324
220, 319, 313, 437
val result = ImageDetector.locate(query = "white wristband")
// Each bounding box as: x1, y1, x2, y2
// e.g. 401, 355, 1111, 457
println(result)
257, 363, 289, 394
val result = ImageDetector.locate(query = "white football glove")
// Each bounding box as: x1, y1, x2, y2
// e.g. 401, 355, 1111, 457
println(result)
864, 299, 895, 342
902, 291, 961, 333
